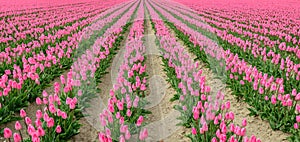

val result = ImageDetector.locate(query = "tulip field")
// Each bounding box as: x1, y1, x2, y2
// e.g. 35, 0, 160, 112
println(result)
0, 0, 299, 141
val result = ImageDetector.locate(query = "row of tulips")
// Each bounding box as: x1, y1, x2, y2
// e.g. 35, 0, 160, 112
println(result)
165, 3, 300, 70
3, 73, 82, 142
178, 0, 300, 40
149, 0, 300, 140
75, 0, 135, 57
156, 0, 300, 116
0, 2, 109, 54
0, 0, 116, 12
189, 10, 300, 80
0, 1, 126, 65
154, 0, 297, 112
195, 8, 300, 41
71, 0, 140, 110
0, 2, 97, 39
160, 7, 300, 68
195, 11, 300, 61
98, 1, 151, 141
154, 0, 300, 112
1, 0, 141, 141
146, 1, 260, 141
0, 1, 91, 17
0, 0, 129, 36
154, 0, 300, 88
0, 0, 134, 68
0, 10, 98, 67
183, 7, 299, 45
0, 1, 114, 30
0, 1, 134, 74
0, 1, 136, 125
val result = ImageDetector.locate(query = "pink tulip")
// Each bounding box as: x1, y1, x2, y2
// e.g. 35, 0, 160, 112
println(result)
47, 117, 54, 128
25, 117, 32, 125
35, 119, 42, 127
125, 130, 131, 140
192, 127, 197, 135
139, 128, 148, 140
61, 111, 68, 119
271, 95, 277, 104
15, 121, 22, 130
4, 128, 12, 138
117, 101, 124, 110
294, 123, 299, 129
13, 133, 21, 142
20, 109, 26, 118
225, 101, 230, 109
242, 118, 247, 127
120, 135, 125, 142
43, 98, 48, 105
36, 97, 42, 105
136, 116, 144, 126
240, 128, 246, 136
296, 116, 300, 122
56, 125, 62, 133
37, 126, 45, 137
78, 90, 83, 96
126, 109, 132, 117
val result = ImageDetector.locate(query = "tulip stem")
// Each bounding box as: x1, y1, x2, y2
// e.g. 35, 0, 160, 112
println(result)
19, 130, 23, 141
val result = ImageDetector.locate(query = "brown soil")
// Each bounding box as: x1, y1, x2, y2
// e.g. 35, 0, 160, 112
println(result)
143, 9, 190, 142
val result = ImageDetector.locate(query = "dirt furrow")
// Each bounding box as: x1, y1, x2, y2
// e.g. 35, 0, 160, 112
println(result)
143, 8, 190, 142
